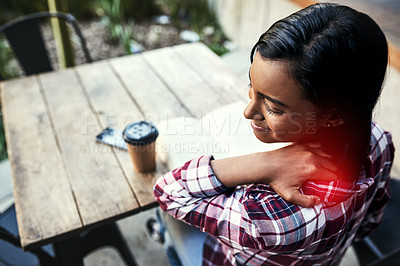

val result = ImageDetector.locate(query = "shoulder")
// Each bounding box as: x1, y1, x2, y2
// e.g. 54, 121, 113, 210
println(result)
369, 122, 394, 163
366, 122, 394, 189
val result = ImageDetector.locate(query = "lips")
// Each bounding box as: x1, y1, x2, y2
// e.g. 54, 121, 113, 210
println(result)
251, 121, 272, 132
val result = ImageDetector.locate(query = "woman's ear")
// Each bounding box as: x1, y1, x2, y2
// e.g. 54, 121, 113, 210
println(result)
322, 109, 344, 128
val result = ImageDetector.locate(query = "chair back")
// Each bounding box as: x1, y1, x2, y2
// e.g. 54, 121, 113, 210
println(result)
2, 16, 52, 75
0, 12, 92, 78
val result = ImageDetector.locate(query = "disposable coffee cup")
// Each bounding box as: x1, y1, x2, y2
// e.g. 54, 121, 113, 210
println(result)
123, 121, 159, 173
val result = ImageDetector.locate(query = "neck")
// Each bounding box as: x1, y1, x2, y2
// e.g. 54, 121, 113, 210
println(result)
314, 126, 364, 183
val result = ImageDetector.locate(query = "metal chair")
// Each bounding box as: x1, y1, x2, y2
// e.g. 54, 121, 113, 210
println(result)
0, 203, 138, 266
0, 160, 137, 265
0, 11, 92, 79
353, 178, 400, 266
0, 205, 57, 266
0, 170, 137, 265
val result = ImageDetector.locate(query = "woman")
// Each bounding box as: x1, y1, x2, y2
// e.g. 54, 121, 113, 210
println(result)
153, 3, 395, 265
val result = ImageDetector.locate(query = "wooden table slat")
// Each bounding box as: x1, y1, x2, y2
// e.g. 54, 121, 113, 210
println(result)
39, 69, 139, 226
142, 46, 228, 118
110, 53, 191, 122
1, 77, 82, 249
173, 43, 249, 103
75, 60, 144, 129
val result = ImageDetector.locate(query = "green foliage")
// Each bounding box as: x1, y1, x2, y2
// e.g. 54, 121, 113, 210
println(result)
207, 42, 229, 56
97, 0, 125, 40
116, 21, 135, 54
96, 0, 160, 54
0, 38, 19, 80
96, 0, 136, 54
163, 0, 220, 30
162, 0, 230, 56
95, 0, 161, 23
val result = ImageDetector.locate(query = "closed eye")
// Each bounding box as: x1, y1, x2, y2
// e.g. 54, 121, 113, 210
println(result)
264, 100, 284, 115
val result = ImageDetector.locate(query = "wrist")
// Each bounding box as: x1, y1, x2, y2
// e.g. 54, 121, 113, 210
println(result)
249, 151, 277, 184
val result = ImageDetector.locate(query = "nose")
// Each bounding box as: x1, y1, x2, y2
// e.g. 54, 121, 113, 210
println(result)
243, 88, 264, 121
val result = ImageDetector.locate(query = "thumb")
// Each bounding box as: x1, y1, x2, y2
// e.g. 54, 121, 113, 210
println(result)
290, 192, 321, 208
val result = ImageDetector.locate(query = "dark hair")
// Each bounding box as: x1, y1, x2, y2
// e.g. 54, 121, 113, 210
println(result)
251, 3, 388, 180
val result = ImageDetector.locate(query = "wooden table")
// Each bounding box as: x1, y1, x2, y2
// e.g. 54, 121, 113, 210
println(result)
0, 42, 248, 250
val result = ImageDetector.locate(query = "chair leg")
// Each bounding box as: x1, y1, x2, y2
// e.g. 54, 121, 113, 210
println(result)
353, 238, 381, 266
30, 247, 57, 266
369, 246, 400, 266
53, 235, 85, 266
53, 223, 138, 266
110, 224, 139, 266
81, 223, 138, 266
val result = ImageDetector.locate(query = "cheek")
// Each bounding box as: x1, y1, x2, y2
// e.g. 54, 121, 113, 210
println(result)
267, 112, 321, 135
264, 114, 292, 133
266, 116, 284, 131
289, 112, 324, 135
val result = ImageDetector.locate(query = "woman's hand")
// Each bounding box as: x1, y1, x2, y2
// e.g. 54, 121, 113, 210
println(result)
211, 143, 337, 208
265, 143, 337, 207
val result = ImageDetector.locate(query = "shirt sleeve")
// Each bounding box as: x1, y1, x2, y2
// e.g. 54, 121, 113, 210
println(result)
153, 155, 326, 252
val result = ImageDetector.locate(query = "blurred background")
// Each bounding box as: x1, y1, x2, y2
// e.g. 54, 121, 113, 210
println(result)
0, 0, 233, 79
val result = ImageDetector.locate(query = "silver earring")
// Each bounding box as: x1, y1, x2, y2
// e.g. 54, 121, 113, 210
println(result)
326, 122, 333, 127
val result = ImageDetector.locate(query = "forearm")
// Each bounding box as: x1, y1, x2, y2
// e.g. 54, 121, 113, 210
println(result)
210, 152, 276, 187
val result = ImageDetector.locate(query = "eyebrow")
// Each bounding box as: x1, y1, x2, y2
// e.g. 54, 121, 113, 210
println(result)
249, 67, 289, 108
257, 92, 288, 108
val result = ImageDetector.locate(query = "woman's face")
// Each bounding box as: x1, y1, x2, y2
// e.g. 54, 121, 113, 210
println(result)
244, 53, 329, 143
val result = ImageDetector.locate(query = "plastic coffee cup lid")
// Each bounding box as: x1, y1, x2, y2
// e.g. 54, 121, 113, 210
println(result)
123, 121, 159, 146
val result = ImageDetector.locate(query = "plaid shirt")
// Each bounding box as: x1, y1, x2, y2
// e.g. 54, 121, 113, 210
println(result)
154, 122, 394, 265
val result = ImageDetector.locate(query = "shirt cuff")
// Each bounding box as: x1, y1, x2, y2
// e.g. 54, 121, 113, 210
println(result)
183, 155, 230, 197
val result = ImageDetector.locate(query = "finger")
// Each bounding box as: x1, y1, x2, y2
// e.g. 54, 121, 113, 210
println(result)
289, 193, 321, 208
